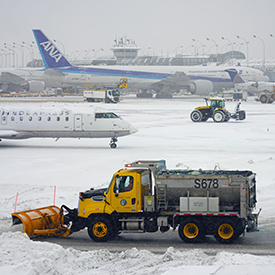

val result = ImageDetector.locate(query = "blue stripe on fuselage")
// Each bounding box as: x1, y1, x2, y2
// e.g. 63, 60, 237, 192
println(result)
41, 66, 232, 83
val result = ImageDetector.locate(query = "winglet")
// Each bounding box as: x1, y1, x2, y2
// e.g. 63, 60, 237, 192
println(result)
225, 69, 246, 84
32, 29, 72, 69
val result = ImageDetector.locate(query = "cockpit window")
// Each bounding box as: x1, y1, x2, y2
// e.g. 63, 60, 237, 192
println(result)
95, 113, 109, 118
95, 113, 119, 118
107, 112, 119, 118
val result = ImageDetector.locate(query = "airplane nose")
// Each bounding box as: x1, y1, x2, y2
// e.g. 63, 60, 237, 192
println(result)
130, 124, 138, 134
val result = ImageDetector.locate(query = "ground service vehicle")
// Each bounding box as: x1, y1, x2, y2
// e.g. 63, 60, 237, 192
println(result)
12, 160, 259, 244
83, 88, 122, 103
190, 98, 246, 123
256, 91, 275, 104
83, 78, 127, 103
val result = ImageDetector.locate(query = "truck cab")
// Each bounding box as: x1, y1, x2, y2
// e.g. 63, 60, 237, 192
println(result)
78, 168, 152, 217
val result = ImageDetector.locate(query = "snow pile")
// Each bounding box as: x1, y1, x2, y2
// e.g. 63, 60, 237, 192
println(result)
1, 232, 275, 275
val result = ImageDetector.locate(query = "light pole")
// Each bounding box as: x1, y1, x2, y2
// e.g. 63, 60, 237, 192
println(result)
253, 35, 265, 69
174, 45, 183, 55
192, 39, 205, 63
22, 41, 35, 64
94, 48, 104, 57
206, 38, 219, 63
0, 49, 8, 67
237, 36, 249, 66
221, 37, 234, 64
13, 42, 24, 67
184, 45, 195, 54
4, 43, 15, 67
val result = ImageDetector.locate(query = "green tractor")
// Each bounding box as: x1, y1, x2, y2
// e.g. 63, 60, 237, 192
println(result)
190, 98, 246, 123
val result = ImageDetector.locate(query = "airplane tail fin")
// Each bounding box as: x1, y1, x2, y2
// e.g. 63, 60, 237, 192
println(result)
225, 69, 246, 84
32, 29, 72, 69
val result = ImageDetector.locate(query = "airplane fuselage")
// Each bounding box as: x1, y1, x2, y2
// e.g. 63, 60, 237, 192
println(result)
33, 65, 269, 94
0, 106, 138, 147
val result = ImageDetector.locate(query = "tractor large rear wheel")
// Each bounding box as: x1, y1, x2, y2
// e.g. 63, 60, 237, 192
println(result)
190, 110, 202, 122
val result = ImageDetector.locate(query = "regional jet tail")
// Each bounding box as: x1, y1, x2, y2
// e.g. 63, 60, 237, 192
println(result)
0, 106, 138, 148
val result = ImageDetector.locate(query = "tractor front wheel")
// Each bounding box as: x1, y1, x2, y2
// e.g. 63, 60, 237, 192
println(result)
213, 110, 225, 123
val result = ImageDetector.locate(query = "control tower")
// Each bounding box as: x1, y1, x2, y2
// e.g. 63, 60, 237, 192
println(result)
111, 36, 140, 64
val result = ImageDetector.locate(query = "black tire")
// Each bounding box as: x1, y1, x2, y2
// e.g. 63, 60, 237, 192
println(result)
110, 143, 117, 149
178, 218, 205, 243
87, 216, 112, 242
213, 110, 225, 123
190, 110, 202, 122
214, 218, 240, 244
259, 94, 268, 104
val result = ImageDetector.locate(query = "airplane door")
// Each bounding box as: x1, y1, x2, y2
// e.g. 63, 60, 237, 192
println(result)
74, 114, 83, 131
110, 175, 138, 213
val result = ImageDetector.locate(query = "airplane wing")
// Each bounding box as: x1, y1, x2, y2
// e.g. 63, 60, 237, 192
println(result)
150, 71, 191, 91
0, 130, 19, 138
0, 72, 26, 85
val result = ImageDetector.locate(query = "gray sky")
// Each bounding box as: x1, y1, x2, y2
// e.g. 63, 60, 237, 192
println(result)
1, 0, 275, 61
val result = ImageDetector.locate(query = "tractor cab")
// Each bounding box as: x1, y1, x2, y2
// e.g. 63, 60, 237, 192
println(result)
207, 98, 226, 112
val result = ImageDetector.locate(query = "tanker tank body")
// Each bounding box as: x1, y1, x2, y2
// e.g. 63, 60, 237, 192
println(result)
155, 169, 256, 218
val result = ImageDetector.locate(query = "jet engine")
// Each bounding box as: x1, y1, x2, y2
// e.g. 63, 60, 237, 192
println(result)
24, 80, 45, 93
187, 80, 213, 95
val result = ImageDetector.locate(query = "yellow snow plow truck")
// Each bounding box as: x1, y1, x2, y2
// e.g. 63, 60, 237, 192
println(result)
190, 98, 246, 122
12, 160, 260, 244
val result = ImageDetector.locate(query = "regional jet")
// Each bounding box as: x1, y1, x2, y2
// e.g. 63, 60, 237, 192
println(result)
32, 29, 269, 98
0, 105, 138, 148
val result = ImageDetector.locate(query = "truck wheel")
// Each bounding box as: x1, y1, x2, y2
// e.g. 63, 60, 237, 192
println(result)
178, 218, 205, 243
190, 110, 202, 122
259, 94, 268, 104
213, 110, 225, 123
214, 218, 238, 244
87, 216, 112, 242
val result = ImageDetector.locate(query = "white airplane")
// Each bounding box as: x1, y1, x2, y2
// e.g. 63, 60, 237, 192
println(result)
0, 105, 138, 148
226, 68, 275, 104
32, 29, 269, 98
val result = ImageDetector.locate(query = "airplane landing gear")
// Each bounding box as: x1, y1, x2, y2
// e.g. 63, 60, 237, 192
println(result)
110, 137, 118, 149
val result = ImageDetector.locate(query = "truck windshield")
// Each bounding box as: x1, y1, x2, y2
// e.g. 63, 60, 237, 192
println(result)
112, 90, 120, 96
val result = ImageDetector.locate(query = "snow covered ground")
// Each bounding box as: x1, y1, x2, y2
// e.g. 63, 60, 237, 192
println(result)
1, 95, 275, 274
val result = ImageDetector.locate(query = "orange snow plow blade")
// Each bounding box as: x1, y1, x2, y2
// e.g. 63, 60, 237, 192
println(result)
12, 205, 71, 238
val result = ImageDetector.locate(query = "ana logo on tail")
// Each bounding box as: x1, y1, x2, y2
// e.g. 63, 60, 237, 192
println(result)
39, 41, 62, 63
